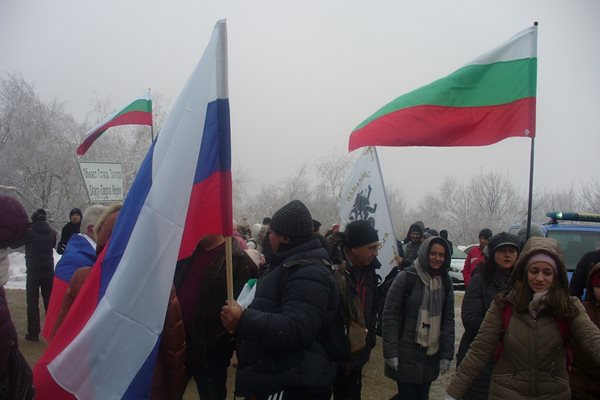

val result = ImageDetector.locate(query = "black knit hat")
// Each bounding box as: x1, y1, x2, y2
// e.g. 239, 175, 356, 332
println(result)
270, 200, 313, 239
488, 232, 520, 259
344, 220, 379, 248
70, 208, 82, 218
478, 228, 493, 240
32, 208, 47, 222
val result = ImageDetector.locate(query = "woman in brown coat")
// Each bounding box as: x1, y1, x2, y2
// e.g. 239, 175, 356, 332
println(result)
445, 237, 600, 400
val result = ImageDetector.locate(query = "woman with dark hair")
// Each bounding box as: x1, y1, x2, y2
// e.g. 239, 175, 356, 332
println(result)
382, 236, 455, 400
446, 236, 600, 400
455, 232, 520, 400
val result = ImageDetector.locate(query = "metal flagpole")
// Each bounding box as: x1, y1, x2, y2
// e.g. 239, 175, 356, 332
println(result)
526, 136, 535, 239
526, 21, 538, 239
149, 88, 154, 142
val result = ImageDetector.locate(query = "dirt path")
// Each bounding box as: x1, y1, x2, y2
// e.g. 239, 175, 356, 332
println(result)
6, 289, 464, 399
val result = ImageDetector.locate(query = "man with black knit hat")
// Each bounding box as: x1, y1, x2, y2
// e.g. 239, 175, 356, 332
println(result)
56, 208, 82, 254
462, 228, 492, 287
329, 220, 380, 400
14, 208, 57, 341
221, 200, 340, 399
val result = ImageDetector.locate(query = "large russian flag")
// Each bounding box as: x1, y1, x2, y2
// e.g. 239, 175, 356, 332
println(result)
42, 234, 96, 341
33, 20, 231, 399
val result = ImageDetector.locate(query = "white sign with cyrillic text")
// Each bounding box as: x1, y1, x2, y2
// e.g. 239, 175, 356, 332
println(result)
79, 162, 124, 202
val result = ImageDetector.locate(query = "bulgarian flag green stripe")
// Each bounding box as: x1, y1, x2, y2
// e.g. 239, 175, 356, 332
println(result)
77, 95, 153, 156
349, 25, 537, 151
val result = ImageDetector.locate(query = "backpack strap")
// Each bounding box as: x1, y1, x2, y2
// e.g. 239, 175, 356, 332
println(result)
494, 302, 513, 362
403, 269, 417, 299
556, 317, 573, 371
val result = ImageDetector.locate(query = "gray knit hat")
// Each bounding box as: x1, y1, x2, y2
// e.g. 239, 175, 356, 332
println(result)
270, 200, 313, 239
488, 232, 521, 259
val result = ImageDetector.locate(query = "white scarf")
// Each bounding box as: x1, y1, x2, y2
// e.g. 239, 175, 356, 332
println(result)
414, 259, 444, 355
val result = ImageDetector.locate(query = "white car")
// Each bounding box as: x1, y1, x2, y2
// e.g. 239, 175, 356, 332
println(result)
449, 245, 468, 290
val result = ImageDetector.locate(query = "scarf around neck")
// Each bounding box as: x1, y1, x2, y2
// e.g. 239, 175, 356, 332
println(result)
414, 259, 444, 355
528, 291, 549, 319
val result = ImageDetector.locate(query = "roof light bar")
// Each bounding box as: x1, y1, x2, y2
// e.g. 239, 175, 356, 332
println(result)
546, 212, 600, 223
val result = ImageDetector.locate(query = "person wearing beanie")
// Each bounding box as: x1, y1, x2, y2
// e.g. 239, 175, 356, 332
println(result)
56, 208, 82, 255
456, 232, 520, 400
446, 236, 600, 400
383, 236, 455, 400
42, 204, 107, 341
221, 200, 340, 399
328, 220, 380, 399
0, 194, 34, 399
570, 263, 600, 398
570, 249, 600, 299
400, 221, 425, 269
0, 194, 29, 287
13, 207, 57, 341
462, 228, 492, 287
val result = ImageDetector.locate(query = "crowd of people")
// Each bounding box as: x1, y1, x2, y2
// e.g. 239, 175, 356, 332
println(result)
1, 194, 600, 399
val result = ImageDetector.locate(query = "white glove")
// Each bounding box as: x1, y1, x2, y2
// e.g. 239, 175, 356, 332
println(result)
439, 359, 451, 375
385, 357, 398, 371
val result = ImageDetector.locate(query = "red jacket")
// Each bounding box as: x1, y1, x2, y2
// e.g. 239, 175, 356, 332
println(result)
463, 247, 485, 287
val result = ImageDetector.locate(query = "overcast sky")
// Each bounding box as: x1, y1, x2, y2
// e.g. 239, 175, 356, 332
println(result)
1, 0, 598, 208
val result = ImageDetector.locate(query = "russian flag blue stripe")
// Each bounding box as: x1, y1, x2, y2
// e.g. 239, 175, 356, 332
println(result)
194, 98, 231, 183
99, 142, 154, 299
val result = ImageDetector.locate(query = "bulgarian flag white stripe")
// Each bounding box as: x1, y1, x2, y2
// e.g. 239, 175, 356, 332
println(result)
77, 93, 153, 155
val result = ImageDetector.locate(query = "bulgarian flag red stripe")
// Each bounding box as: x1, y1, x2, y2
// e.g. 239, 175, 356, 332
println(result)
349, 25, 537, 151
77, 95, 153, 155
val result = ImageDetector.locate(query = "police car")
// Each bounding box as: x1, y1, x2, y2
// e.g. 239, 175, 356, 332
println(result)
509, 212, 600, 279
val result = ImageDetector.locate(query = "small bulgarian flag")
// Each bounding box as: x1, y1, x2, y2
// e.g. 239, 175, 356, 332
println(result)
349, 24, 537, 151
77, 93, 153, 155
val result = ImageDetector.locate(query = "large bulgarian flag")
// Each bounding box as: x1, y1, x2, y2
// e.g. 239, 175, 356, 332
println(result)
77, 94, 153, 155
348, 25, 537, 151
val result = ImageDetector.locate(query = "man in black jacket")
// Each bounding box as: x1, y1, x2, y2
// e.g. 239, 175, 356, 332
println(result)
17, 209, 57, 341
56, 208, 82, 254
329, 220, 380, 400
221, 200, 340, 400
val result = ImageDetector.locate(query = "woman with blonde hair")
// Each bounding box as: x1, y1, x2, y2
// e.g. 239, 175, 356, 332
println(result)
445, 236, 600, 400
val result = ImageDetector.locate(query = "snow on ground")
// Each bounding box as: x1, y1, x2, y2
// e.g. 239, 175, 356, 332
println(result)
5, 251, 61, 290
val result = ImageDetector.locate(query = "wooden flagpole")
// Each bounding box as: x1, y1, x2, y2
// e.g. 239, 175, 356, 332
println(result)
225, 236, 234, 304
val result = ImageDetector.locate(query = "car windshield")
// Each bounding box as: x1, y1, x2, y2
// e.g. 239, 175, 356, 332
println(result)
452, 246, 467, 259
546, 230, 600, 271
